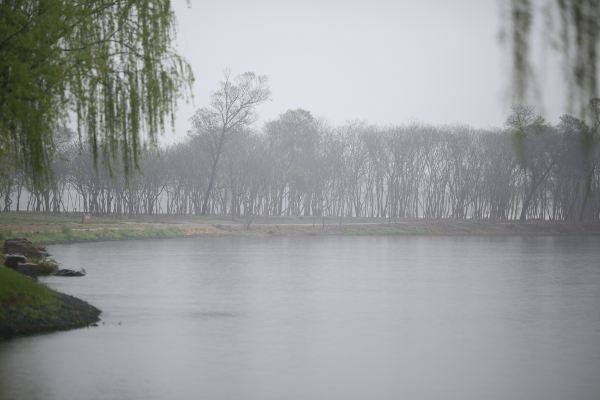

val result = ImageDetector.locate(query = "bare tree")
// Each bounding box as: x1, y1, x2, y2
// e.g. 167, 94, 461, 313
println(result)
191, 71, 270, 215
7, 105, 600, 222
507, 106, 558, 221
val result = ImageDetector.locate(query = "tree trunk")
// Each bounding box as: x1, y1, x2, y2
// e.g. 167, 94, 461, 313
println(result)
519, 161, 554, 221
201, 130, 226, 215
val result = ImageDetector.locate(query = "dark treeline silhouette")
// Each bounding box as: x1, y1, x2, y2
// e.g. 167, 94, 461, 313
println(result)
1, 106, 599, 222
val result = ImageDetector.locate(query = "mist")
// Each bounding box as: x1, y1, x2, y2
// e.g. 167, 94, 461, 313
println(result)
1, 2, 599, 400
167, 0, 566, 145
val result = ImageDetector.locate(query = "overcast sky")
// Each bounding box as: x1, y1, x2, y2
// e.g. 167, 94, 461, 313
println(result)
166, 0, 564, 143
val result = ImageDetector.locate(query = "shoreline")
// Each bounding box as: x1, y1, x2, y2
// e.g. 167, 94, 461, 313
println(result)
0, 267, 101, 339
2, 216, 599, 338
1, 213, 600, 245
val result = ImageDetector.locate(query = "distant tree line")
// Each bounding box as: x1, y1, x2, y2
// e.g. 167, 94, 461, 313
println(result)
1, 103, 599, 222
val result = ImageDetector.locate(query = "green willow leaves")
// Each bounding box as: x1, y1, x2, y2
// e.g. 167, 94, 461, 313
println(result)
0, 0, 193, 182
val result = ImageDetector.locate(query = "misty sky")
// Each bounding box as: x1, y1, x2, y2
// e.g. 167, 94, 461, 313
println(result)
167, 0, 564, 143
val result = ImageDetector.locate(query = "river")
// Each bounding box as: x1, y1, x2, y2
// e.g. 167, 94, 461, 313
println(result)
1, 236, 599, 400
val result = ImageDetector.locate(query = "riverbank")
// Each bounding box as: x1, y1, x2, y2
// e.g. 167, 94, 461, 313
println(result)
0, 267, 100, 338
1, 212, 599, 245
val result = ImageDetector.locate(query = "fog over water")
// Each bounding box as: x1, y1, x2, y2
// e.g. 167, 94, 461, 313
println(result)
1, 236, 599, 400
167, 0, 565, 144
2, 2, 599, 400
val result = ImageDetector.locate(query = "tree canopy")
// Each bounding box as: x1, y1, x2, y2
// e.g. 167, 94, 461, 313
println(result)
190, 70, 270, 215
0, 0, 193, 181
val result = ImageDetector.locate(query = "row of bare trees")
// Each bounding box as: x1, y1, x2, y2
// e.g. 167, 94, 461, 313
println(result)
1, 103, 599, 221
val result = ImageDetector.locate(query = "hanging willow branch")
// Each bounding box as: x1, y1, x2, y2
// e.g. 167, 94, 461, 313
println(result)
0, 0, 194, 184
509, 0, 599, 120
510, 0, 533, 103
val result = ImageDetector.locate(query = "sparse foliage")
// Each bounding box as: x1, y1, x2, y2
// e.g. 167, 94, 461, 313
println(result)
190, 71, 270, 215
507, 0, 599, 120
4, 108, 600, 222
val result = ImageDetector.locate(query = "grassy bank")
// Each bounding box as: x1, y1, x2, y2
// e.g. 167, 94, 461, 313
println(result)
24, 226, 186, 244
1, 212, 600, 245
0, 212, 215, 244
0, 266, 59, 319
338, 223, 431, 235
0, 266, 100, 338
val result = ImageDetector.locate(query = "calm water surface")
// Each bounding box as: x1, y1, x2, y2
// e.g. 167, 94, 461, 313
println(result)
0, 236, 599, 400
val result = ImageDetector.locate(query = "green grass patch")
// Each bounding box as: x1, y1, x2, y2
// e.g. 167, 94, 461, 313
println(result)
0, 212, 82, 226
0, 211, 217, 226
0, 230, 13, 242
23, 226, 186, 244
0, 267, 59, 320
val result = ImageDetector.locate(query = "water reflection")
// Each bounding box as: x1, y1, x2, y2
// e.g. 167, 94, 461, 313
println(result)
0, 236, 599, 400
